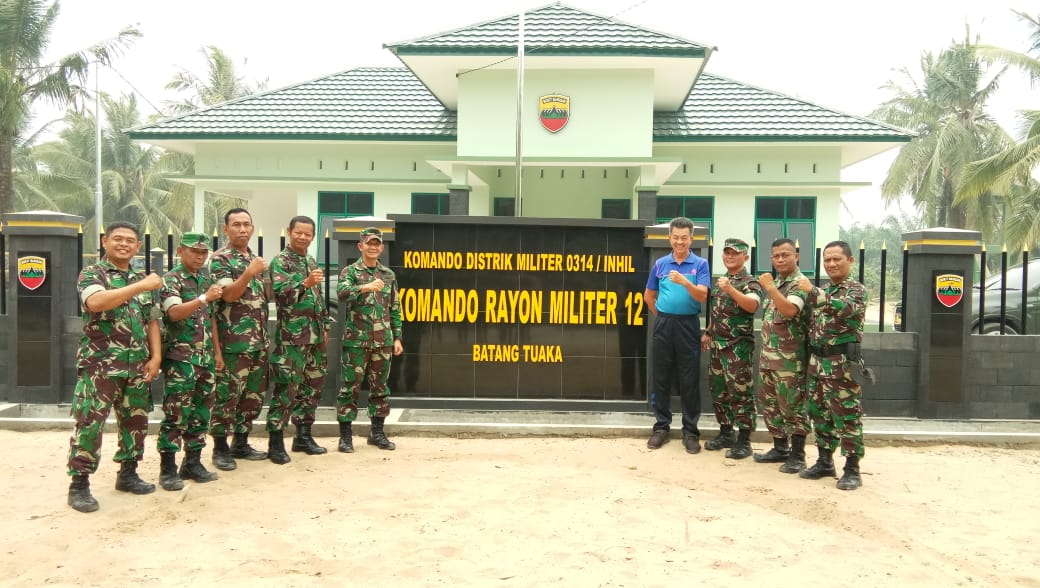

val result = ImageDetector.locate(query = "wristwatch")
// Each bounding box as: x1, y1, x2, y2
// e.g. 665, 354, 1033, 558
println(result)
197, 293, 208, 305
811, 286, 821, 299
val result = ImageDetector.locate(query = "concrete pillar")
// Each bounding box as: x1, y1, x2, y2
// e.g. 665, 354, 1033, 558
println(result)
901, 227, 982, 418
636, 189, 657, 223
2, 210, 85, 403
193, 185, 205, 233
448, 185, 471, 216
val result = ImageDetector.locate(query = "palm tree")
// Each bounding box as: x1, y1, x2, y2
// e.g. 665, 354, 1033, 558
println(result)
963, 11, 1040, 251
163, 45, 268, 114
0, 0, 140, 215
870, 30, 1011, 235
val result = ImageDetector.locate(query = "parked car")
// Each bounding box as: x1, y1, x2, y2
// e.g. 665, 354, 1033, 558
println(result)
893, 258, 1040, 334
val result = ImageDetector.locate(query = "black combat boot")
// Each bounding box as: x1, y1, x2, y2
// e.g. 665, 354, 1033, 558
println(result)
779, 434, 807, 474
114, 460, 156, 495
231, 431, 267, 461
704, 425, 736, 451
68, 474, 99, 513
725, 429, 753, 460
368, 417, 396, 451
753, 436, 790, 463
267, 430, 291, 464
837, 455, 862, 491
211, 435, 237, 471
159, 452, 184, 491
179, 449, 218, 483
338, 421, 354, 453
799, 445, 837, 480
291, 423, 328, 455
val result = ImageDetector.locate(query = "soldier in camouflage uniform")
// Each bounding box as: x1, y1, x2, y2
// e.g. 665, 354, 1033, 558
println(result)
754, 238, 812, 474
797, 240, 867, 491
209, 208, 269, 470
156, 232, 224, 490
701, 238, 762, 459
266, 216, 333, 464
66, 222, 163, 513
337, 227, 403, 452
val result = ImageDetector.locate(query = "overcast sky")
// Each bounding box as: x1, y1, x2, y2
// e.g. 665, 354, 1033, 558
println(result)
39, 0, 1038, 227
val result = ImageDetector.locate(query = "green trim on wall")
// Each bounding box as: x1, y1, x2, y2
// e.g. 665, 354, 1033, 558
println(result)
392, 46, 706, 58
652, 135, 912, 143
127, 132, 458, 142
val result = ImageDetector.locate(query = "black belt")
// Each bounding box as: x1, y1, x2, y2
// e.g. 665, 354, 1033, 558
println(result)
810, 342, 849, 356
657, 312, 698, 319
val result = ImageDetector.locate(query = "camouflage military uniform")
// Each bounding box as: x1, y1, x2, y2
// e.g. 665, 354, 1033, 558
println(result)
337, 257, 402, 421
758, 270, 811, 437
68, 259, 161, 475
706, 269, 763, 431
157, 263, 217, 454
806, 277, 867, 459
267, 247, 332, 431
209, 246, 269, 436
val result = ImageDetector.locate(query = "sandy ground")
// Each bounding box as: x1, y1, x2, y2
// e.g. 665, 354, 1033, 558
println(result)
0, 431, 1038, 587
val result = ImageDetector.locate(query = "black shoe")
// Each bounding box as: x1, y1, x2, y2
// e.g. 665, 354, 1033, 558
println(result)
704, 429, 736, 451
179, 449, 218, 483
753, 437, 790, 463
646, 429, 669, 450
159, 452, 184, 491
778, 434, 807, 474
268, 430, 291, 464
211, 436, 237, 471
725, 429, 753, 460
368, 417, 396, 451
114, 461, 156, 495
338, 421, 354, 453
231, 432, 268, 461
291, 424, 328, 455
837, 456, 862, 491
799, 447, 836, 479
68, 474, 99, 513
683, 433, 701, 454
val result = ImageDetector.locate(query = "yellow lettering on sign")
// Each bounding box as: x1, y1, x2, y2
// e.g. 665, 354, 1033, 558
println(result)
522, 344, 563, 363
472, 344, 520, 362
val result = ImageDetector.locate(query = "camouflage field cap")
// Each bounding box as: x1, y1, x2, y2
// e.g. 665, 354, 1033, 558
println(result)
723, 238, 749, 253
180, 231, 210, 250
360, 227, 383, 243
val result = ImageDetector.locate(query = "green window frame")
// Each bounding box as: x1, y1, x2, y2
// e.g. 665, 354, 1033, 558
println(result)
601, 198, 631, 219
493, 197, 516, 217
655, 196, 713, 239
316, 191, 374, 266
411, 192, 450, 215
753, 196, 816, 275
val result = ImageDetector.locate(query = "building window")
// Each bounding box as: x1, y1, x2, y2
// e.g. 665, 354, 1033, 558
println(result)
601, 199, 631, 219
317, 191, 374, 266
411, 192, 450, 215
754, 196, 816, 274
656, 196, 713, 238
493, 197, 515, 217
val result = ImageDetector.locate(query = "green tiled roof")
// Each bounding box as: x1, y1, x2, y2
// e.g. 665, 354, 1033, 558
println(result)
385, 2, 709, 57
654, 73, 910, 141
128, 68, 909, 143
127, 68, 457, 141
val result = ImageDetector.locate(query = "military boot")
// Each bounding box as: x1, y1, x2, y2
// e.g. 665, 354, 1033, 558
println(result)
114, 460, 156, 495
725, 429, 753, 460
68, 474, 99, 513
753, 436, 790, 463
338, 421, 354, 453
231, 431, 267, 461
211, 435, 237, 471
837, 455, 862, 491
291, 423, 328, 455
799, 445, 837, 480
704, 425, 736, 451
159, 452, 184, 491
779, 434, 807, 474
268, 430, 291, 464
368, 417, 396, 451
179, 449, 218, 483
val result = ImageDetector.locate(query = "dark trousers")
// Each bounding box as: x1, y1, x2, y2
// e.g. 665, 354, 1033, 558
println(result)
649, 313, 702, 435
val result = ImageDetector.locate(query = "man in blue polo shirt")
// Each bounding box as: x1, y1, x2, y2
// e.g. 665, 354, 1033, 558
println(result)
644, 217, 711, 453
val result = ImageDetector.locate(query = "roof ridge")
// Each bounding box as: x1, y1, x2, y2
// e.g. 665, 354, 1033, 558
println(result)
383, 2, 558, 49
697, 71, 911, 134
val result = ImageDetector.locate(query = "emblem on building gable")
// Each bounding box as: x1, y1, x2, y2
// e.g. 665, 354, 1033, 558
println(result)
935, 273, 963, 308
539, 94, 570, 133
17, 255, 46, 291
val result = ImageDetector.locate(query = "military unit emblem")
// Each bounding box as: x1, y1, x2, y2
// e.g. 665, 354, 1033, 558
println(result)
538, 94, 570, 133
935, 273, 963, 308
17, 255, 46, 291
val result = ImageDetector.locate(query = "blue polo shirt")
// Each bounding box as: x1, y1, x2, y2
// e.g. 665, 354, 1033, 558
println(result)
645, 252, 710, 315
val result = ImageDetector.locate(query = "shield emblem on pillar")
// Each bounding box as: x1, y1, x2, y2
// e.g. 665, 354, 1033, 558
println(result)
18, 256, 46, 291
539, 94, 570, 133
935, 273, 963, 308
